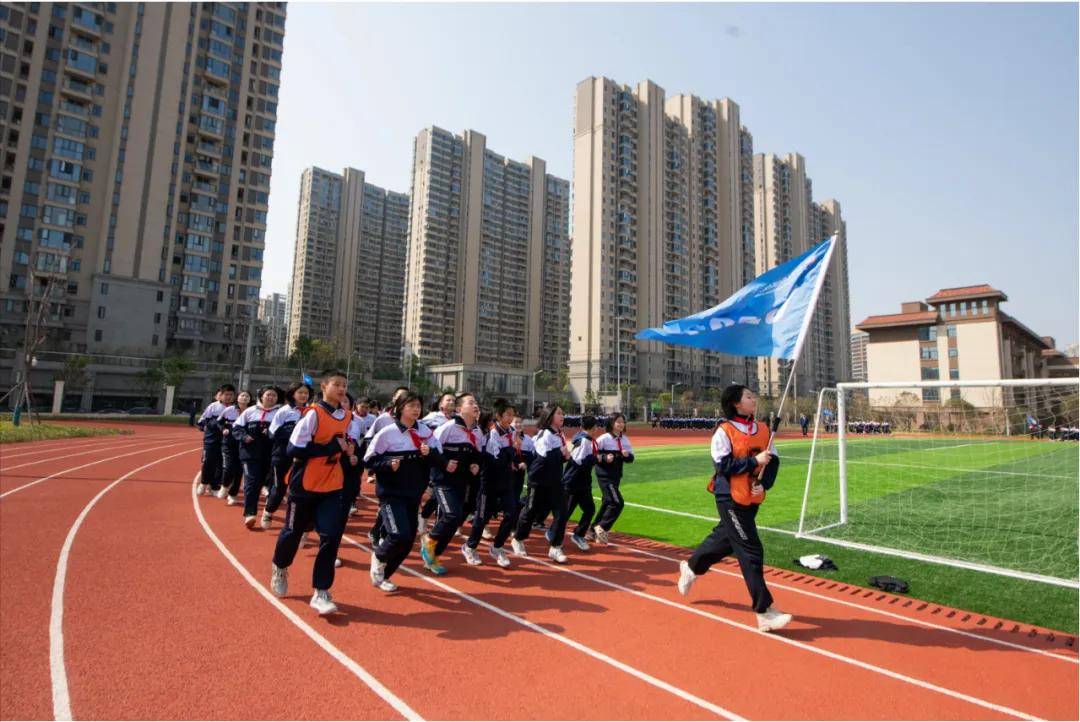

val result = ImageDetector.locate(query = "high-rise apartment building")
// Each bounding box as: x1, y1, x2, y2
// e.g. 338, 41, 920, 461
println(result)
0, 2, 286, 362
258, 291, 285, 360
752, 152, 850, 395
850, 329, 868, 382
568, 77, 755, 403
286, 166, 408, 372
403, 126, 570, 373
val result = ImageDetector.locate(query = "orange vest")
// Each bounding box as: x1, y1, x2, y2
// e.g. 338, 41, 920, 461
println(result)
289, 403, 350, 493
721, 420, 771, 506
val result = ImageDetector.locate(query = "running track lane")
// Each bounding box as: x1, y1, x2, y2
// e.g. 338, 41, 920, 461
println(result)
196, 483, 723, 720
0, 441, 195, 719
510, 534, 1078, 720
344, 502, 1033, 721
54, 457, 408, 720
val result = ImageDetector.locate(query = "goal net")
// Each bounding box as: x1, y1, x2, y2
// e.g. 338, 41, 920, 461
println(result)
797, 379, 1080, 587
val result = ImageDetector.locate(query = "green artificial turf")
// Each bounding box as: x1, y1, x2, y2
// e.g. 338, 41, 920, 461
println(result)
0, 420, 131, 444
606, 437, 1079, 634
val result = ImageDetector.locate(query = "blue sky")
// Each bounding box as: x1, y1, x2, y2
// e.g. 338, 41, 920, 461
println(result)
262, 2, 1079, 348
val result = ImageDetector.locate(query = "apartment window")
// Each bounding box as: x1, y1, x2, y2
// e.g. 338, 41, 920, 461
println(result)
156, 290, 164, 302
154, 312, 161, 323
151, 334, 159, 346
920, 347, 938, 360
946, 324, 957, 338
921, 367, 939, 380
949, 368, 960, 380
96, 305, 105, 319
100, 282, 108, 295
922, 388, 940, 402
981, 299, 989, 314
917, 326, 937, 342
94, 329, 102, 341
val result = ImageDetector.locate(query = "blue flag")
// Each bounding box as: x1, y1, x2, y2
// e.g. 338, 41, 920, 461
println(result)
302, 373, 313, 386
636, 236, 837, 359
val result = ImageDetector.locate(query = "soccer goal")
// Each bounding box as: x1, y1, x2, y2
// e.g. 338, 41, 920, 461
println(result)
797, 378, 1080, 588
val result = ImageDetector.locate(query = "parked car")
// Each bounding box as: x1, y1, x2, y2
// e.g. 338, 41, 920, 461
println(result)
126, 407, 158, 415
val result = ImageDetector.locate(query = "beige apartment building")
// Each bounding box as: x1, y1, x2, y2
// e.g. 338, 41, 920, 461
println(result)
402, 126, 570, 376
287, 166, 408, 372
258, 291, 286, 360
569, 76, 758, 404
856, 284, 1078, 407
753, 152, 851, 397
0, 2, 286, 362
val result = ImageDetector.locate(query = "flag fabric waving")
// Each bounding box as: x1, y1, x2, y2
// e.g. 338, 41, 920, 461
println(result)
636, 236, 837, 360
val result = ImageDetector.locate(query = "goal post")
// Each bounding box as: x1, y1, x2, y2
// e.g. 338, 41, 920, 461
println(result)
798, 378, 1080, 588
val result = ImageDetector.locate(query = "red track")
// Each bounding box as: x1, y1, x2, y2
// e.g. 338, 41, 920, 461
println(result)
1, 424, 1076, 720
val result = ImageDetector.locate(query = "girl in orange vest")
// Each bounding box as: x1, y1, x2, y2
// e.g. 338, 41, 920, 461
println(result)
269, 369, 354, 616
676, 384, 792, 633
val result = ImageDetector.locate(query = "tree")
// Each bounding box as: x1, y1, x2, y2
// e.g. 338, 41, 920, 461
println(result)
290, 336, 316, 371
55, 354, 90, 390
136, 365, 164, 405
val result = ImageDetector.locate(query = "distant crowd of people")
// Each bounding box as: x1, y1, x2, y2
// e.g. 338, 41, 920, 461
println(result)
1028, 423, 1080, 441
821, 420, 893, 434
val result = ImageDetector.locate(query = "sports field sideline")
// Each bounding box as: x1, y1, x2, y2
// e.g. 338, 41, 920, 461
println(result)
1, 423, 1077, 720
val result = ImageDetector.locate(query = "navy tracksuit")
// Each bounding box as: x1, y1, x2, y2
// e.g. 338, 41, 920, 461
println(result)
429, 417, 484, 556
466, 424, 522, 550
266, 406, 303, 515
197, 401, 227, 489
551, 431, 597, 543
594, 433, 635, 532
364, 421, 443, 581
232, 405, 279, 517
513, 429, 567, 542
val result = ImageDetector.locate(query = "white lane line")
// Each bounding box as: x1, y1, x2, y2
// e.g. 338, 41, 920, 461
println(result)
0, 441, 194, 500
508, 541, 1041, 721
192, 476, 422, 721
2, 435, 143, 459
51, 447, 198, 721
598, 497, 797, 536
611, 541, 1079, 665
340, 533, 743, 721
2, 437, 187, 471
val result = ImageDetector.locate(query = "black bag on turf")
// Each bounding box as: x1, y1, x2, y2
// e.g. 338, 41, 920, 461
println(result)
868, 575, 909, 593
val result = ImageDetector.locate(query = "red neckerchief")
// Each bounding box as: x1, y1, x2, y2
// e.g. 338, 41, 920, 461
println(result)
405, 425, 423, 449
615, 435, 623, 453
731, 414, 754, 427
467, 427, 481, 449
590, 438, 599, 455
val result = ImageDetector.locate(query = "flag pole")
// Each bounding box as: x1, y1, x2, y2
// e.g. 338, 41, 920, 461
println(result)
757, 236, 838, 478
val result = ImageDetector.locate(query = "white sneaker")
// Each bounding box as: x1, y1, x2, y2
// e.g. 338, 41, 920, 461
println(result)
270, 564, 288, 597
594, 525, 610, 545
757, 607, 793, 632
677, 560, 697, 596
510, 538, 528, 557
309, 589, 338, 616
481, 527, 494, 540
216, 486, 228, 499
377, 579, 398, 593
261, 487, 269, 498
462, 544, 483, 566
489, 545, 512, 568
334, 557, 343, 568
370, 551, 387, 587
583, 530, 596, 542
260, 511, 273, 530
348, 504, 358, 516
548, 546, 568, 564
570, 534, 590, 552
196, 483, 207, 495
244, 515, 257, 529
227, 495, 239, 506
416, 513, 427, 536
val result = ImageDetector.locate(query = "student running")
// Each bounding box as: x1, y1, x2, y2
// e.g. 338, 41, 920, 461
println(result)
262, 382, 311, 529
196, 385, 235, 496
510, 405, 570, 563
550, 414, 602, 554
463, 398, 520, 567
231, 385, 282, 528
591, 412, 634, 544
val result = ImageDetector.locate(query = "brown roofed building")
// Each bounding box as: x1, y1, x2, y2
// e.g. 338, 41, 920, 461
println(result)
855, 285, 1077, 408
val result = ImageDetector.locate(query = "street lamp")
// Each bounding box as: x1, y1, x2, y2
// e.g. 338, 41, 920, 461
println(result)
670, 382, 683, 418
529, 368, 543, 420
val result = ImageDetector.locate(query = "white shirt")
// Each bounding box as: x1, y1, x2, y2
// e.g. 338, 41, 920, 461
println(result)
348, 411, 375, 441
364, 411, 396, 440
199, 400, 228, 424
234, 404, 281, 430
710, 418, 778, 463
596, 432, 633, 456
569, 434, 597, 465
289, 404, 349, 449
364, 421, 440, 461
268, 405, 303, 435
421, 410, 450, 430
485, 424, 517, 460
533, 428, 566, 457
434, 418, 485, 450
